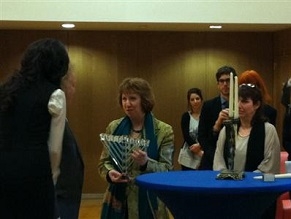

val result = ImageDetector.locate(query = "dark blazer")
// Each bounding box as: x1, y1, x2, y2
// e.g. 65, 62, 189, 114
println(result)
281, 81, 291, 110
198, 96, 222, 170
281, 81, 291, 144
263, 104, 277, 127
55, 121, 84, 218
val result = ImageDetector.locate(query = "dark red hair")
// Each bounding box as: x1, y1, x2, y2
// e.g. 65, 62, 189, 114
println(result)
238, 70, 272, 103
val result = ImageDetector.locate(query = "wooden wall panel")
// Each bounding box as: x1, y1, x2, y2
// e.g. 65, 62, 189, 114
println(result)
67, 32, 123, 193
0, 30, 276, 194
0, 30, 68, 80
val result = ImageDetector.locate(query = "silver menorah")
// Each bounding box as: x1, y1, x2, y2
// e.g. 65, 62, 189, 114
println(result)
100, 133, 150, 176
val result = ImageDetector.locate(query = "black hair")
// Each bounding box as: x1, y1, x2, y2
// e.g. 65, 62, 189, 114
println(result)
239, 84, 267, 125
20, 38, 69, 85
187, 88, 203, 101
215, 66, 237, 81
0, 38, 69, 111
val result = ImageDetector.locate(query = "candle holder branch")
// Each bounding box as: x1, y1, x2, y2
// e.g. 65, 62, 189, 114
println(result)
100, 133, 150, 179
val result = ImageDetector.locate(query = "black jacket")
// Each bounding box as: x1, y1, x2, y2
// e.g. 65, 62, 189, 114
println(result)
198, 96, 222, 170
56, 121, 84, 199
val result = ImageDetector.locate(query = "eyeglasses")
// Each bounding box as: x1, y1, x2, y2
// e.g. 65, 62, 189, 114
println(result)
218, 78, 230, 84
239, 83, 256, 88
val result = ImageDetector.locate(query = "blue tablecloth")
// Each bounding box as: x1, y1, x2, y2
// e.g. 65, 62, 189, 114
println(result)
136, 171, 291, 219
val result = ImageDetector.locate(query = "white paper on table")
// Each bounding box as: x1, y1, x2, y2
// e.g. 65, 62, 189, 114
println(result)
253, 173, 291, 179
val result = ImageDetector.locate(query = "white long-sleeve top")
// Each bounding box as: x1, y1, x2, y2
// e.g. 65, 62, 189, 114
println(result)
213, 122, 280, 174
47, 89, 66, 185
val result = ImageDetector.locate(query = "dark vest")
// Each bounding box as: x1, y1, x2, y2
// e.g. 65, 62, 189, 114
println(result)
0, 81, 58, 179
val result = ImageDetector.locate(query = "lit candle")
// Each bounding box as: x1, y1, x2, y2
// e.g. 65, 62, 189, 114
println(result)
234, 76, 239, 118
229, 72, 233, 117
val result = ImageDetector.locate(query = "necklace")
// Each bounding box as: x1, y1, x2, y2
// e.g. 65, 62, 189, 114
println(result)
132, 128, 143, 133
238, 132, 250, 137
238, 126, 251, 137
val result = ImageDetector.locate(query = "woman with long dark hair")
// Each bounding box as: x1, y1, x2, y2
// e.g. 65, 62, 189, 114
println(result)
0, 38, 69, 218
178, 88, 204, 170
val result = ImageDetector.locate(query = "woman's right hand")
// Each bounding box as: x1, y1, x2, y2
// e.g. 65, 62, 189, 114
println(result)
213, 108, 229, 132
190, 143, 201, 153
108, 169, 130, 183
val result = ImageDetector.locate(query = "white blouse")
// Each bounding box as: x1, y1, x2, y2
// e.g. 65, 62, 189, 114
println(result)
47, 89, 66, 185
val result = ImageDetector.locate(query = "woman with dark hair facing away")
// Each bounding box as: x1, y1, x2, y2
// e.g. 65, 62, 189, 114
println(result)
178, 88, 204, 170
0, 38, 69, 218
238, 70, 277, 126
98, 77, 174, 219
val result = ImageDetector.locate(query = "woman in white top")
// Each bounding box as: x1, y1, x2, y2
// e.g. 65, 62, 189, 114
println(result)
213, 83, 280, 174
178, 88, 204, 170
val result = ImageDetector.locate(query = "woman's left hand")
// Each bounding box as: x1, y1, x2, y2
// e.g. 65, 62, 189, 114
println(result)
132, 149, 148, 166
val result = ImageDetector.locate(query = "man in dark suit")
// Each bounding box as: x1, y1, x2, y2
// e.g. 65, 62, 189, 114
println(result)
198, 66, 237, 170
281, 78, 291, 160
55, 71, 84, 219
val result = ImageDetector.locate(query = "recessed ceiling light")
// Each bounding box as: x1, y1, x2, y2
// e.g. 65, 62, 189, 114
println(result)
61, 23, 75, 29
209, 25, 222, 29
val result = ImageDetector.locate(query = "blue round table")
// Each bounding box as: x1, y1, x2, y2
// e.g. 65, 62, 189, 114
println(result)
136, 171, 291, 219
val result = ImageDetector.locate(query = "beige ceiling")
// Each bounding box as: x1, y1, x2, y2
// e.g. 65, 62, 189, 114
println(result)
1, 21, 291, 32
